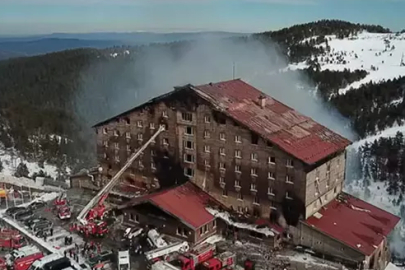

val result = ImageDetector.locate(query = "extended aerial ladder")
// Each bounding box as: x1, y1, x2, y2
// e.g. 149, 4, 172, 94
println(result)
76, 125, 165, 230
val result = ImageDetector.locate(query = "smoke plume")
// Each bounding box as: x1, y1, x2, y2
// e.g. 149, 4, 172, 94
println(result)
75, 36, 356, 145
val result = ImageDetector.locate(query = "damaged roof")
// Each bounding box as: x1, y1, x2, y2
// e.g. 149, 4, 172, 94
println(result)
120, 182, 217, 229
193, 79, 351, 164
305, 193, 400, 256
94, 79, 351, 164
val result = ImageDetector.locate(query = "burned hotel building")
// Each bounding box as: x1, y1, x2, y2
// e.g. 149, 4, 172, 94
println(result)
74, 79, 400, 269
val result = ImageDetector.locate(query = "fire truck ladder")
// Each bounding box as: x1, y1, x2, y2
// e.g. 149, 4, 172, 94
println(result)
77, 125, 166, 226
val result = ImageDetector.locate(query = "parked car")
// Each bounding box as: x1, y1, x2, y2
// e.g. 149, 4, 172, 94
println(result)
5, 207, 25, 216
32, 221, 53, 233
28, 201, 46, 210
15, 210, 34, 222
25, 217, 48, 228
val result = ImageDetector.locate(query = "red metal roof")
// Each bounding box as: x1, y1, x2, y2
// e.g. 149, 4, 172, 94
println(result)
124, 182, 216, 229
305, 193, 400, 256
194, 79, 351, 164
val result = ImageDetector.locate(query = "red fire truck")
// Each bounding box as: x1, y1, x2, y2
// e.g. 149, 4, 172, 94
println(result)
0, 235, 25, 250
176, 243, 216, 270
12, 253, 44, 270
200, 252, 236, 270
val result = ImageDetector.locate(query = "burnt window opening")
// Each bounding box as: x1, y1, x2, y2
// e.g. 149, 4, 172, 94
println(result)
267, 141, 273, 147
184, 140, 194, 150
251, 133, 259, 145
184, 154, 195, 163
218, 117, 226, 125
185, 126, 194, 136
268, 156, 276, 164
108, 165, 112, 170
95, 129, 99, 135
184, 167, 194, 178
103, 128, 107, 134
124, 117, 130, 125
233, 121, 239, 127
115, 118, 120, 123
182, 112, 193, 122
163, 150, 169, 159
163, 138, 169, 146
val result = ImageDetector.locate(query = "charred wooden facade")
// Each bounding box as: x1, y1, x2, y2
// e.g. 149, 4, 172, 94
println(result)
93, 79, 350, 225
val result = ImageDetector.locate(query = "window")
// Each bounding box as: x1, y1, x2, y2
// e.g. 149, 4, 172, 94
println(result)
114, 142, 119, 150
199, 225, 208, 235
103, 153, 107, 159
122, 117, 130, 125
325, 193, 328, 201
138, 160, 144, 169
205, 160, 210, 167
137, 120, 143, 128
126, 145, 131, 153
204, 130, 210, 139
268, 156, 276, 164
268, 172, 275, 180
235, 135, 242, 143
114, 130, 119, 137
235, 150, 241, 159
129, 213, 139, 223
219, 148, 226, 156
219, 163, 226, 171
125, 132, 131, 139
251, 183, 257, 191
177, 227, 188, 237
268, 187, 274, 195
334, 187, 337, 193
184, 140, 194, 150
267, 141, 273, 148
213, 220, 216, 228
326, 162, 331, 173
204, 115, 211, 123
204, 145, 211, 153
151, 162, 156, 170
315, 169, 320, 180
185, 126, 194, 136
219, 133, 226, 141
163, 138, 169, 146
235, 165, 241, 173
286, 175, 294, 184
235, 180, 241, 187
251, 133, 259, 145
151, 149, 156, 156
103, 128, 107, 134
222, 189, 228, 197
184, 154, 195, 163
251, 168, 257, 176
253, 195, 260, 205
182, 112, 193, 122
219, 177, 225, 184
150, 123, 155, 130
184, 168, 194, 178
162, 111, 168, 118
251, 153, 258, 162
114, 155, 120, 163
237, 192, 243, 200
217, 115, 226, 125
286, 192, 293, 199
137, 133, 143, 141
103, 141, 108, 147
286, 159, 294, 167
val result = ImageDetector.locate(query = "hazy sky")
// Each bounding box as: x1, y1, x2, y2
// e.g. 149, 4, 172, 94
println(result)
0, 0, 403, 35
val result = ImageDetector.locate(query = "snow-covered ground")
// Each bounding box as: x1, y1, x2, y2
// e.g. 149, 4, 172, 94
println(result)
289, 31, 405, 94
0, 148, 60, 179
351, 124, 405, 149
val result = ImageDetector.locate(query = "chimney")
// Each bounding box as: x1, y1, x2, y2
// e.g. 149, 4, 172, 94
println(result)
259, 95, 266, 108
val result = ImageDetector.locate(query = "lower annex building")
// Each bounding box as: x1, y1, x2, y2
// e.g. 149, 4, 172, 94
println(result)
70, 79, 400, 270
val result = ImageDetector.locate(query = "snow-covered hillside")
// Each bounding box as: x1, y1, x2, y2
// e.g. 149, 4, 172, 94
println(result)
290, 31, 405, 94
0, 148, 61, 179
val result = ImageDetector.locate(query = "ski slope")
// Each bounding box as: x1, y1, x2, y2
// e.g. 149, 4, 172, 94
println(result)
289, 31, 405, 94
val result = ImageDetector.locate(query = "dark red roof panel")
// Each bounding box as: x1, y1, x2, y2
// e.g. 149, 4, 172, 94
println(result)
194, 79, 351, 164
305, 193, 400, 255
148, 182, 215, 229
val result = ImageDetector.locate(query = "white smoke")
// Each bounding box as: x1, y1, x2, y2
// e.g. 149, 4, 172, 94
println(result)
76, 36, 356, 142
